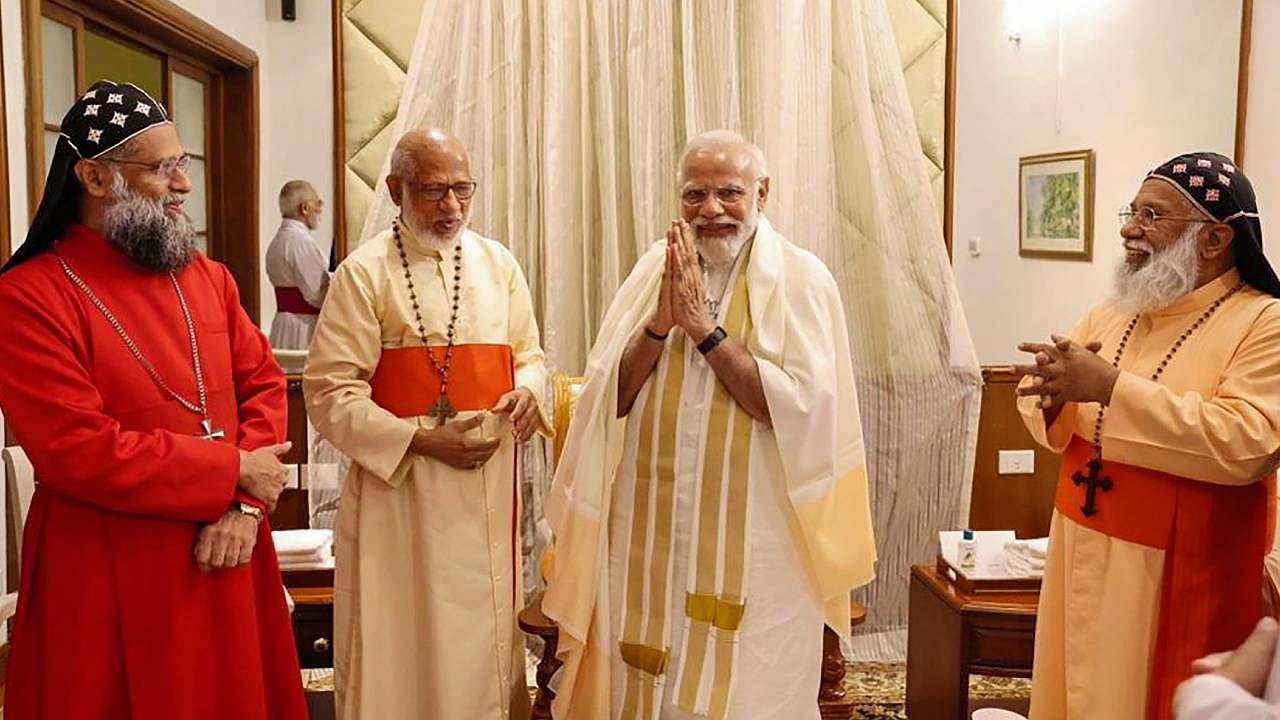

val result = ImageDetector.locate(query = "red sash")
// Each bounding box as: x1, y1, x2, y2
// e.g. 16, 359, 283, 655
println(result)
1057, 436, 1275, 719
274, 287, 320, 315
369, 344, 514, 417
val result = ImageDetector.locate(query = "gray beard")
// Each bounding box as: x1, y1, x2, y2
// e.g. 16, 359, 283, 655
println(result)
1111, 224, 1202, 314
102, 174, 197, 272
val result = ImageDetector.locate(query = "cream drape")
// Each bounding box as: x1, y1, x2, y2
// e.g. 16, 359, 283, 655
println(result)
359, 0, 980, 658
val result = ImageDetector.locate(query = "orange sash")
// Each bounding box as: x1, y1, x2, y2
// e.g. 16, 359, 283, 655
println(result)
369, 344, 514, 418
1057, 436, 1274, 720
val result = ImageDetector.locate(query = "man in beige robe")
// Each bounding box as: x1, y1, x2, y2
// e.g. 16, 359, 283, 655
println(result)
304, 128, 548, 720
1016, 152, 1280, 720
544, 131, 876, 720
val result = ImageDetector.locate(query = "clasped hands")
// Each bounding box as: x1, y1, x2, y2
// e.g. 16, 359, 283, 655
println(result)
195, 440, 292, 573
410, 387, 540, 471
648, 219, 716, 343
1014, 334, 1119, 409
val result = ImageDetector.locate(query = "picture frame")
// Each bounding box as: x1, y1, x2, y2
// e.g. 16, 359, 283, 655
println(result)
1018, 149, 1094, 261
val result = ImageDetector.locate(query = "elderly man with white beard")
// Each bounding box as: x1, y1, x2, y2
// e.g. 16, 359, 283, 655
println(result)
1014, 151, 1280, 720
304, 127, 549, 720
544, 130, 876, 720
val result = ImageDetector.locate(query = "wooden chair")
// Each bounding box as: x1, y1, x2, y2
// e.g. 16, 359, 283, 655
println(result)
818, 601, 867, 720
2, 445, 35, 632
519, 373, 868, 718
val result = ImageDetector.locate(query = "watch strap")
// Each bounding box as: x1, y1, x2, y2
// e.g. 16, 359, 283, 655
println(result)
697, 326, 728, 355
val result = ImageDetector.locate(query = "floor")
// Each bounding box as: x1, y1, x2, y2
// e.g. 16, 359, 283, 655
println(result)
300, 661, 1032, 719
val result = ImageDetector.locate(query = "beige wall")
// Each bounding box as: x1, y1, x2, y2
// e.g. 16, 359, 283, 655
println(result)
951, 0, 1243, 364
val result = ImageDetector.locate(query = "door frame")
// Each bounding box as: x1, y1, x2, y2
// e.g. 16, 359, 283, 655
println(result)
21, 0, 262, 318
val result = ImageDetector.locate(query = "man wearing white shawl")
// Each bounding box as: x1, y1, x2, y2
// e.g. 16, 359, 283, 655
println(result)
543, 131, 877, 720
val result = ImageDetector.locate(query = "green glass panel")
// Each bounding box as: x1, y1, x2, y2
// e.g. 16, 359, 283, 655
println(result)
83, 28, 164, 106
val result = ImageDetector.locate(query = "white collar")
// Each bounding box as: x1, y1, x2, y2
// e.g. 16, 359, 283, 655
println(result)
281, 218, 311, 234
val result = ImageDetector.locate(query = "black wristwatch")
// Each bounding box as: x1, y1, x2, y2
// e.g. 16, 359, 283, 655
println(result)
697, 326, 728, 355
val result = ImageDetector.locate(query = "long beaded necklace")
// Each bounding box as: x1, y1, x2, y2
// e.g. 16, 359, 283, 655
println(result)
56, 254, 223, 440
1072, 281, 1244, 517
393, 218, 464, 425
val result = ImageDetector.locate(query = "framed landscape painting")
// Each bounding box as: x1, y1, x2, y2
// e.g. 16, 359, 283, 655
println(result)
1019, 149, 1095, 260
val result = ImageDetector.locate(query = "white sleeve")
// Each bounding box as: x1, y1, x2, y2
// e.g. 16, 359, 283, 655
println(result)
1175, 674, 1280, 720
289, 232, 332, 307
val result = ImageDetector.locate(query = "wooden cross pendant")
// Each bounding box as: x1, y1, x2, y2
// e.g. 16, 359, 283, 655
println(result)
429, 393, 459, 426
1071, 457, 1113, 518
198, 418, 225, 441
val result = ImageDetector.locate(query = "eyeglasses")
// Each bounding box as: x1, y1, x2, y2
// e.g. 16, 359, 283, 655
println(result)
1118, 205, 1206, 230
408, 181, 478, 202
107, 153, 192, 179
681, 177, 764, 207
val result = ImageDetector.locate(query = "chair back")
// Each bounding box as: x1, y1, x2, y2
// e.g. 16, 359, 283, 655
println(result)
3, 446, 34, 558
272, 348, 309, 375
551, 372, 585, 468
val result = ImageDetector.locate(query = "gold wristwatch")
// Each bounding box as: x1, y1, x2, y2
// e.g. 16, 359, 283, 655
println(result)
236, 502, 265, 521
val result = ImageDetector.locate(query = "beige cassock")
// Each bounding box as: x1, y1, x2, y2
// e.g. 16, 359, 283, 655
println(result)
304, 223, 549, 720
1019, 269, 1280, 720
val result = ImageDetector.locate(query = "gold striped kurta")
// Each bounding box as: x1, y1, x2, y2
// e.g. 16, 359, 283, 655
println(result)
608, 246, 824, 720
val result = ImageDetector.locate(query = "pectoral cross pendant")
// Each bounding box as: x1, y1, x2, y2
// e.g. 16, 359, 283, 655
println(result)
198, 417, 225, 441
1072, 457, 1113, 518
430, 393, 458, 426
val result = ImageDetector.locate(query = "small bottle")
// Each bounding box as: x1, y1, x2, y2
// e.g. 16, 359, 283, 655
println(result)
958, 528, 978, 569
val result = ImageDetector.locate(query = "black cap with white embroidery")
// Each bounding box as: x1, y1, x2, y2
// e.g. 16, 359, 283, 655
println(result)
1147, 151, 1280, 298
1, 80, 171, 274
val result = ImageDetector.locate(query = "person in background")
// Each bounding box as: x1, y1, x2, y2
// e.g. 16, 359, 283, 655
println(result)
267, 179, 330, 349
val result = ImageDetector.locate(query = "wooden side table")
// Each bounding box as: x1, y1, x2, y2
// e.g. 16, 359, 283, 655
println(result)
289, 585, 335, 669
905, 563, 1039, 720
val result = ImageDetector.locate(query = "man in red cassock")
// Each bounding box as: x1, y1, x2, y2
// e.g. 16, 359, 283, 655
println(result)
0, 80, 307, 719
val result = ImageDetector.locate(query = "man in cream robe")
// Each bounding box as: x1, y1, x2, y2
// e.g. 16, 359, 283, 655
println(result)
544, 131, 876, 720
1016, 152, 1280, 720
305, 128, 547, 720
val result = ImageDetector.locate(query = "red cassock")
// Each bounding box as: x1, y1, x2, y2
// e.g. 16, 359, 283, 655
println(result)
0, 225, 307, 719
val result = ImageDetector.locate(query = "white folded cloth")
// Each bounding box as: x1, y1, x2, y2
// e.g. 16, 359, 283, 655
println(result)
279, 547, 332, 565
273, 529, 334, 558
1003, 537, 1049, 578
1005, 537, 1049, 559
280, 556, 336, 572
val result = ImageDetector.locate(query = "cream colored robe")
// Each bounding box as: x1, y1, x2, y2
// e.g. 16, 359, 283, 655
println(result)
544, 217, 877, 719
303, 225, 548, 720
1020, 270, 1280, 720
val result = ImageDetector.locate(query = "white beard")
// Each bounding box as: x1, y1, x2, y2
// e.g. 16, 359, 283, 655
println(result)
402, 207, 469, 254
694, 210, 759, 267
1111, 224, 1202, 314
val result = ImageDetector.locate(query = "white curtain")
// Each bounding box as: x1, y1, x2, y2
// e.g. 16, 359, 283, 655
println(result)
360, 0, 981, 660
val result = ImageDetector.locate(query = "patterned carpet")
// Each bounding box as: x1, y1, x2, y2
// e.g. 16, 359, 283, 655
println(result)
303, 661, 1030, 718
845, 661, 1031, 719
